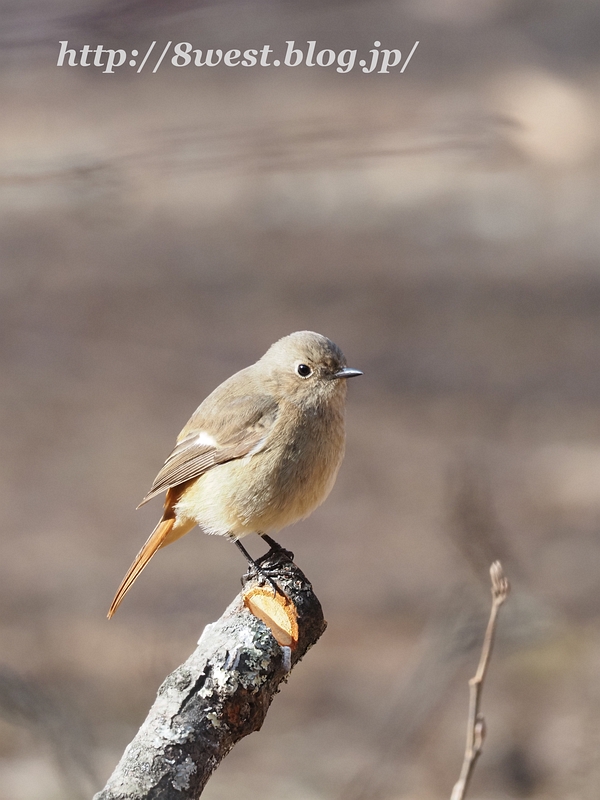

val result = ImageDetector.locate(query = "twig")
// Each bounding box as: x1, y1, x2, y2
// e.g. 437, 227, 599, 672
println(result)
450, 561, 510, 800
338, 586, 490, 800
94, 548, 326, 800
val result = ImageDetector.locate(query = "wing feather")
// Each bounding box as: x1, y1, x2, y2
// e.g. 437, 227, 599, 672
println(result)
138, 394, 279, 506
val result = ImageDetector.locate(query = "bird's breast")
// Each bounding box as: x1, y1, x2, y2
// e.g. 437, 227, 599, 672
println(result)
176, 402, 346, 537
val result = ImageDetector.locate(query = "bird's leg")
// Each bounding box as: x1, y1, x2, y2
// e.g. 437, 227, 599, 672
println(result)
234, 539, 283, 596
259, 533, 294, 560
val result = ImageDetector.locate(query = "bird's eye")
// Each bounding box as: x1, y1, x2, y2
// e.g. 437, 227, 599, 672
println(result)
296, 363, 312, 378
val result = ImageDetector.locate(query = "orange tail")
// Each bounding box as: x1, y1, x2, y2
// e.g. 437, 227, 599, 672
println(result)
107, 517, 176, 619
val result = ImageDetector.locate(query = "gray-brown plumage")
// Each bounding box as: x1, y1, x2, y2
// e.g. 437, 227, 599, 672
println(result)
108, 331, 361, 617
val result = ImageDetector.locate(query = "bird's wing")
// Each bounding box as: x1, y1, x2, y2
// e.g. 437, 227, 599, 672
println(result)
137, 393, 279, 506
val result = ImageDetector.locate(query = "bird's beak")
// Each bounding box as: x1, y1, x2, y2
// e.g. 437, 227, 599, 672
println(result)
333, 367, 363, 379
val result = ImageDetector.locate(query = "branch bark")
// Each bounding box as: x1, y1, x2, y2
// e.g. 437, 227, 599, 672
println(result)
94, 548, 326, 800
450, 560, 510, 800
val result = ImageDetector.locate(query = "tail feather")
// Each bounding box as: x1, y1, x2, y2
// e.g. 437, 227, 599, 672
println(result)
107, 517, 176, 619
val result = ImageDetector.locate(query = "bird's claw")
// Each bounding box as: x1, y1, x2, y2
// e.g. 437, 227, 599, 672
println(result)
242, 563, 285, 597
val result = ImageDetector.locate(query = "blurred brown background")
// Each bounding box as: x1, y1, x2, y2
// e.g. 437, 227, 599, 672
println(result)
2, 1, 600, 798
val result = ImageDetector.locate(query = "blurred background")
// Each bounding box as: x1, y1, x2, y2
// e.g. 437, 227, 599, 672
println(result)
2, 1, 600, 798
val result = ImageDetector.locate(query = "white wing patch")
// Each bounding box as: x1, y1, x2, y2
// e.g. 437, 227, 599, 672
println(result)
195, 431, 218, 448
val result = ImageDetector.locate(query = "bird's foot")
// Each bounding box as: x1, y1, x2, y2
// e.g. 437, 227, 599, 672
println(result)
235, 539, 285, 597
243, 564, 285, 598
259, 533, 294, 561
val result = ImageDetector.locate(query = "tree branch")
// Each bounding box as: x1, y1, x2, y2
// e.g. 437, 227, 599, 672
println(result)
450, 560, 510, 800
94, 548, 326, 800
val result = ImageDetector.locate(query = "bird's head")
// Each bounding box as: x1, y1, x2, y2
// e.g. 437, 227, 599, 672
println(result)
260, 331, 362, 406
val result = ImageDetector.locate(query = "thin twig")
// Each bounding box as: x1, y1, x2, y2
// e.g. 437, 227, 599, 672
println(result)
450, 561, 510, 800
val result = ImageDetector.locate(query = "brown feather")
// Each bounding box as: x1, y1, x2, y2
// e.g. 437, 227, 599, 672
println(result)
137, 395, 279, 507
107, 518, 175, 618
108, 488, 194, 618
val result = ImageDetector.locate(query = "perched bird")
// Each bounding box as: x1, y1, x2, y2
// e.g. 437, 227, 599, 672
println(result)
107, 331, 362, 617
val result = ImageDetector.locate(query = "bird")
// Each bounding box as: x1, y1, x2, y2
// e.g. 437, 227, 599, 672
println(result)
107, 331, 362, 617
